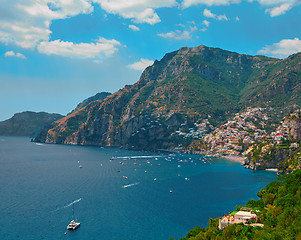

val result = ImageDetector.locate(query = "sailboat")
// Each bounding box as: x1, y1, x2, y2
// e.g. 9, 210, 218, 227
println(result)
67, 202, 80, 230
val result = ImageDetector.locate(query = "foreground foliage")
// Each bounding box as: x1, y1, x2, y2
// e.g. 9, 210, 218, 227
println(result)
170, 170, 301, 240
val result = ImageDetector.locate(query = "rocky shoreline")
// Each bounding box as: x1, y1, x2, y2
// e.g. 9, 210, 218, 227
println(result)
190, 149, 281, 173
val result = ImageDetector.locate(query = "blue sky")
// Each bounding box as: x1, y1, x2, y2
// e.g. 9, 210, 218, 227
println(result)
0, 0, 301, 121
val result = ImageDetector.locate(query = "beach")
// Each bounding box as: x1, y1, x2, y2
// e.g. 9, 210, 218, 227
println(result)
221, 155, 245, 163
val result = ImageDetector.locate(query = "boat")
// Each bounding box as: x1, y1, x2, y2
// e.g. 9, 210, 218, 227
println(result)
67, 220, 80, 230
79, 165, 83, 168
67, 200, 81, 230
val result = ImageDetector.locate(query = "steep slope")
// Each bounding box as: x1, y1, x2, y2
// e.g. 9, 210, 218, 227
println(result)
242, 52, 301, 107
176, 170, 301, 240
71, 92, 111, 113
35, 45, 301, 150
0, 111, 63, 137
284, 111, 301, 141
243, 110, 301, 174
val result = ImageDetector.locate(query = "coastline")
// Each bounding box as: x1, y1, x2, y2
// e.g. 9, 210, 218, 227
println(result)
219, 155, 245, 163
265, 168, 278, 172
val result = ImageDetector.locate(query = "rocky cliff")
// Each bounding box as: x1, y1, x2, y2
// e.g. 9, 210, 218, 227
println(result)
244, 146, 290, 170
244, 111, 301, 173
71, 92, 111, 113
34, 45, 301, 150
284, 112, 301, 141
0, 111, 63, 137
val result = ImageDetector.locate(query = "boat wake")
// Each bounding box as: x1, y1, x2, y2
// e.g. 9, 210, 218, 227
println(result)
122, 182, 139, 188
113, 156, 160, 160
35, 143, 44, 146
64, 198, 82, 208
112, 155, 175, 160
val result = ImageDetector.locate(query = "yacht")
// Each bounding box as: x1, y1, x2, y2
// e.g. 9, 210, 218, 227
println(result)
67, 200, 81, 230
67, 220, 80, 230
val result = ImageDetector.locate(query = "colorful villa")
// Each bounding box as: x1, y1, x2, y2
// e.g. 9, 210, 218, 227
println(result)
218, 211, 262, 229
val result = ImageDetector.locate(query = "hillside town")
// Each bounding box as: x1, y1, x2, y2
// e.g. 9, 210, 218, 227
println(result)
201, 107, 289, 156
175, 107, 300, 159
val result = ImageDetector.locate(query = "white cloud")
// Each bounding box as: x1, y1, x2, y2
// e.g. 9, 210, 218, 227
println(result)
176, 23, 186, 28
182, 0, 299, 17
254, 0, 297, 8
258, 38, 301, 59
158, 25, 198, 40
134, 8, 161, 25
0, 0, 94, 49
0, 0, 125, 59
203, 9, 228, 21
129, 25, 140, 31
182, 0, 241, 8
37, 37, 121, 59
128, 58, 154, 71
4, 50, 26, 59
0, 21, 52, 49
265, 3, 293, 17
21, 0, 93, 19
203, 9, 215, 18
217, 14, 228, 21
93, 0, 177, 25
252, 0, 299, 17
202, 20, 210, 27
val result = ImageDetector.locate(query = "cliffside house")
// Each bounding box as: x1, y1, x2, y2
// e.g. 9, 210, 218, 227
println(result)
218, 211, 258, 230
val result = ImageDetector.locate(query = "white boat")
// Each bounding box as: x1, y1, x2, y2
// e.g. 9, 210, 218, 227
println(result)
67, 200, 80, 230
67, 220, 80, 230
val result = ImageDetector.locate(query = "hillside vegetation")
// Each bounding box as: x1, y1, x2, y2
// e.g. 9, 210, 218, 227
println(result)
0, 111, 63, 137
171, 170, 301, 240
71, 92, 111, 113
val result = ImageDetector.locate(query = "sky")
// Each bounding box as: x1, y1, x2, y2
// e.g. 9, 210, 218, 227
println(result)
0, 0, 301, 121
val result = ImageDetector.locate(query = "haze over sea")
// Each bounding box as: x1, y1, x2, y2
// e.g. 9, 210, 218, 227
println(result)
0, 137, 276, 240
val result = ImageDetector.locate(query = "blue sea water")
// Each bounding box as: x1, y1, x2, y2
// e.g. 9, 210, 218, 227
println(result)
0, 137, 276, 240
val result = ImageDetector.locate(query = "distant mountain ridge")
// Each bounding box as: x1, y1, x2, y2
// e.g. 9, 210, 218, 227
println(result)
0, 111, 63, 137
34, 45, 301, 150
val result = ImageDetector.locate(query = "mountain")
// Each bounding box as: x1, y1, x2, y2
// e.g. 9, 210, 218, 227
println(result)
241, 52, 301, 108
0, 111, 63, 137
34, 45, 301, 150
71, 92, 111, 113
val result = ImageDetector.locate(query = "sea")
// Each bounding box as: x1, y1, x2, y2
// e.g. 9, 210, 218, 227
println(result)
0, 137, 276, 240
